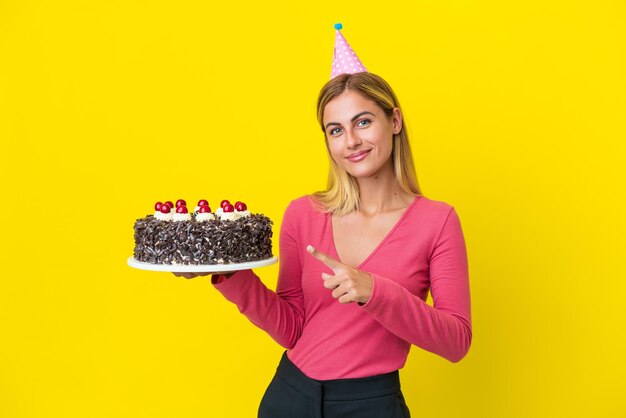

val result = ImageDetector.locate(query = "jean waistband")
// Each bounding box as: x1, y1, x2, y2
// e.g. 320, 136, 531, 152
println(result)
275, 351, 401, 402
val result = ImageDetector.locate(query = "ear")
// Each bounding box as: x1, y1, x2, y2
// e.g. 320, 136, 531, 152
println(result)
392, 107, 403, 134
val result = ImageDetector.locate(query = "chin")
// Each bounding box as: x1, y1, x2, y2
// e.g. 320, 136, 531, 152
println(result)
344, 165, 382, 179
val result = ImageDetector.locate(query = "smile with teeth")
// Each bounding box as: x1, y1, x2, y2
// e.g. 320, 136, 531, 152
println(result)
347, 149, 372, 162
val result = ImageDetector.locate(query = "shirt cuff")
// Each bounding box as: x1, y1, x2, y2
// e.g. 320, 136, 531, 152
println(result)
211, 269, 256, 300
359, 272, 427, 315
211, 273, 230, 284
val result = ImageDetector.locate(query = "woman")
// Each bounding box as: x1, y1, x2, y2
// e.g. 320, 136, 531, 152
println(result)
176, 71, 472, 417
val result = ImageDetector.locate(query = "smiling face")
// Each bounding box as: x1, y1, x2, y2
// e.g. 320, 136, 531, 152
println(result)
322, 90, 402, 179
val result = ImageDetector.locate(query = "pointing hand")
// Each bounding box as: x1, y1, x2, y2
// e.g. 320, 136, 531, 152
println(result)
306, 245, 373, 304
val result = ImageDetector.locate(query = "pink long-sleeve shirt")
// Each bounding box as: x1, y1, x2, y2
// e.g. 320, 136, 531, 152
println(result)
213, 194, 472, 380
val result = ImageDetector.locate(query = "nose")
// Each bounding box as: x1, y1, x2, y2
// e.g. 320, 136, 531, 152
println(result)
344, 128, 362, 149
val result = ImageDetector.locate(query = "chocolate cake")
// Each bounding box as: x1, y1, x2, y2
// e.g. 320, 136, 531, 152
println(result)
132, 199, 273, 265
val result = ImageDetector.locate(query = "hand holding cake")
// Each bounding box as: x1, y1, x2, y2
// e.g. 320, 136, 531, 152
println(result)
172, 271, 235, 280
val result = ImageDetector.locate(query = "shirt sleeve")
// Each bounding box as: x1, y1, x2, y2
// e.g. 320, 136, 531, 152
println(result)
211, 201, 305, 349
360, 206, 472, 363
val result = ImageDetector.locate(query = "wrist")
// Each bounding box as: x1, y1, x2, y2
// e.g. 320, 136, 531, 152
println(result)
212, 272, 235, 284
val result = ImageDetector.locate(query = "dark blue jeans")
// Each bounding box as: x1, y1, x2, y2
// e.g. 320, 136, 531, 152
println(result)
258, 352, 411, 418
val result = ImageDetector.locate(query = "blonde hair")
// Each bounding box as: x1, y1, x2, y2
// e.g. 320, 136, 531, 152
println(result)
312, 72, 423, 215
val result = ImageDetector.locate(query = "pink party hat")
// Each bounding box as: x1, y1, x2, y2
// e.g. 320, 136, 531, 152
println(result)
331, 23, 367, 79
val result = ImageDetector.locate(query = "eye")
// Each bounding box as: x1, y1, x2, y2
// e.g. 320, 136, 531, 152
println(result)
357, 119, 371, 127
329, 127, 342, 136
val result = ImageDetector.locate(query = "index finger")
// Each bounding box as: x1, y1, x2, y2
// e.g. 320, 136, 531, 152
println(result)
306, 245, 343, 272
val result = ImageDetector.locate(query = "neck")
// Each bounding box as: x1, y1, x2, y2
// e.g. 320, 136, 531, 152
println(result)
355, 161, 414, 215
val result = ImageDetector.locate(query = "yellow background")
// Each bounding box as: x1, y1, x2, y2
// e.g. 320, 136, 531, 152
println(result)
1, 0, 625, 417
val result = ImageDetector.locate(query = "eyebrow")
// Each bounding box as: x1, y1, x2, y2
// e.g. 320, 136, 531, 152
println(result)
324, 111, 376, 131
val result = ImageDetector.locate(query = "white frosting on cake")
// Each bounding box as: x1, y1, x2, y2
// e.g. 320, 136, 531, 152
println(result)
154, 211, 173, 221
219, 211, 237, 221
236, 209, 251, 218
172, 213, 192, 222
218, 209, 251, 221
195, 212, 216, 222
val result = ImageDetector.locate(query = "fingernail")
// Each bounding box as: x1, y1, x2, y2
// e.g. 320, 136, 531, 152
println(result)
307, 245, 315, 253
